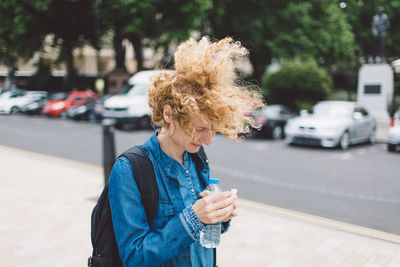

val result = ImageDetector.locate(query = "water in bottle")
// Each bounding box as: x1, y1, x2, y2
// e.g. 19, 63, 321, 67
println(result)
200, 178, 221, 248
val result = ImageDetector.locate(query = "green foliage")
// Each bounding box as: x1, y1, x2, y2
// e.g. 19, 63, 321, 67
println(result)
0, 1, 50, 65
270, 1, 355, 67
208, 0, 356, 82
262, 60, 332, 111
98, 0, 211, 69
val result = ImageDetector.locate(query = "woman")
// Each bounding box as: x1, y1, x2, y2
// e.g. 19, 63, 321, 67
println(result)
108, 37, 263, 266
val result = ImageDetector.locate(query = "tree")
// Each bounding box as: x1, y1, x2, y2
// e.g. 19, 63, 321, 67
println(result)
0, 0, 97, 90
43, 0, 96, 88
0, 1, 50, 88
262, 60, 332, 111
207, 0, 356, 82
98, 0, 211, 71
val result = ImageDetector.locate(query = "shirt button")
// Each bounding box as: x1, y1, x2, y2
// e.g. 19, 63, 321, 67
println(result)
191, 189, 195, 193
185, 170, 189, 174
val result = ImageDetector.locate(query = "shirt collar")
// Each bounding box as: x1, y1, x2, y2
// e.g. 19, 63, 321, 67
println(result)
143, 130, 188, 178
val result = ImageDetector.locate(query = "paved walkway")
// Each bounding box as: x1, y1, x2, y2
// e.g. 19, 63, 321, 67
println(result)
1, 145, 399, 267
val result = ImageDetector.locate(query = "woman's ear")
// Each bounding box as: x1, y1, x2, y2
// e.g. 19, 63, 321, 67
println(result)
162, 105, 173, 123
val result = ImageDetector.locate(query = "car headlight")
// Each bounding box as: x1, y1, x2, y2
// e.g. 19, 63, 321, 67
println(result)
53, 102, 65, 109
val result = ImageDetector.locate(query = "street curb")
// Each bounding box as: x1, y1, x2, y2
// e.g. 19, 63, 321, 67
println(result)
238, 198, 400, 245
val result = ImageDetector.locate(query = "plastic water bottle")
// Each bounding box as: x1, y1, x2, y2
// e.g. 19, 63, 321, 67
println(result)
200, 178, 221, 248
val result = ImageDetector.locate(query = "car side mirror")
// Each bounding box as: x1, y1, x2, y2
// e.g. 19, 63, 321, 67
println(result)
353, 112, 363, 120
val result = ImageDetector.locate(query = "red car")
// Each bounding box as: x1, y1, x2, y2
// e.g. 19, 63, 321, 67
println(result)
42, 90, 98, 117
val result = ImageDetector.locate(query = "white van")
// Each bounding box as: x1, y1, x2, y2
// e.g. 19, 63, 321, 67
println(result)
103, 70, 173, 130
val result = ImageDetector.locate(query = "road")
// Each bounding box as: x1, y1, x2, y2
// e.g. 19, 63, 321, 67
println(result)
1, 114, 399, 235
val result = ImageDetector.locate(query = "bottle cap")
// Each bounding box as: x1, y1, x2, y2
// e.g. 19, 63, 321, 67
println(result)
209, 178, 219, 184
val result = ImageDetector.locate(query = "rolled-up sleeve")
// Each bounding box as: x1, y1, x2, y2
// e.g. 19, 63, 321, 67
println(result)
179, 206, 205, 240
108, 157, 194, 266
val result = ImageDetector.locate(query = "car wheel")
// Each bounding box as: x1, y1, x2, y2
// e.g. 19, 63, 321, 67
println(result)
272, 126, 283, 140
388, 144, 396, 152
368, 128, 376, 144
10, 106, 20, 114
339, 131, 350, 150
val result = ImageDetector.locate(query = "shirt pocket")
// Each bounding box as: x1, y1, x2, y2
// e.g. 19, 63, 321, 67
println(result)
153, 200, 175, 229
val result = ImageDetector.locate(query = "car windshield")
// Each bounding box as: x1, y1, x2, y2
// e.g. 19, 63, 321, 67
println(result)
119, 83, 148, 96
51, 93, 68, 100
313, 103, 353, 117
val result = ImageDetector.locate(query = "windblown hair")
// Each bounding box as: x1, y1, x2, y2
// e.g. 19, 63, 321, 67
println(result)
148, 36, 264, 141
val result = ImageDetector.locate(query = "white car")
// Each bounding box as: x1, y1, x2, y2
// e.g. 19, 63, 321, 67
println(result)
387, 108, 400, 152
0, 91, 48, 114
285, 101, 376, 149
103, 70, 173, 129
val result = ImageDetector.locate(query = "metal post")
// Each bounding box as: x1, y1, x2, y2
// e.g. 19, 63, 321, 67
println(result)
102, 118, 116, 185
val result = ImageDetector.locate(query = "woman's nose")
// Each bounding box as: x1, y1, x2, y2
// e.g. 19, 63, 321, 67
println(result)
200, 130, 213, 145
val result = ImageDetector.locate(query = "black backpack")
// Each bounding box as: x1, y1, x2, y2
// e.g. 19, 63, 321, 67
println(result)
88, 146, 158, 267
88, 145, 214, 267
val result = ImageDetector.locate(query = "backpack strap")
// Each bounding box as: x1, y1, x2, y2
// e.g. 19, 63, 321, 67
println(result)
119, 146, 159, 226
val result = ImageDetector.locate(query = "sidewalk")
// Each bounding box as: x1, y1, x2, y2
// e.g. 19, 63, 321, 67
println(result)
1, 145, 399, 267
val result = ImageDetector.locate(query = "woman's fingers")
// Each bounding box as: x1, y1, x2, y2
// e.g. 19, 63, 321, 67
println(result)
194, 190, 239, 224
211, 193, 237, 211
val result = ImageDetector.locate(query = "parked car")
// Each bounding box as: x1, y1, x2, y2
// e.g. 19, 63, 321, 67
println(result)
0, 91, 48, 114
21, 92, 68, 115
0, 89, 25, 100
87, 94, 114, 122
284, 101, 376, 149
250, 105, 295, 139
103, 70, 173, 130
66, 97, 97, 120
387, 108, 400, 152
42, 90, 97, 117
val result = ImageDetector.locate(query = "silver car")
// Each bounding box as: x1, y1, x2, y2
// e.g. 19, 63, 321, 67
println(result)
284, 101, 376, 149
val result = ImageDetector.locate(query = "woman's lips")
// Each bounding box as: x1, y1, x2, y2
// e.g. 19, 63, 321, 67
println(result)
191, 143, 201, 147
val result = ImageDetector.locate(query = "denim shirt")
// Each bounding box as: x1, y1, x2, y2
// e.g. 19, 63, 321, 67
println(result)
108, 131, 230, 267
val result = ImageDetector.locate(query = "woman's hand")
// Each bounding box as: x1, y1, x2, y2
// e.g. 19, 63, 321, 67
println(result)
192, 191, 238, 224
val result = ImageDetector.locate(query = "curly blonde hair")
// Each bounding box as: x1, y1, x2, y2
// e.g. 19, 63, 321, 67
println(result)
148, 36, 264, 141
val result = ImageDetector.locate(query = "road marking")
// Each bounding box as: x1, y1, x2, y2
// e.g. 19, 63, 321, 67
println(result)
238, 198, 400, 244
212, 164, 400, 205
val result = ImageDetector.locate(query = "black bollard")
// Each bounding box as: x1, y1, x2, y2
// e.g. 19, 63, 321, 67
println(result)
102, 118, 116, 185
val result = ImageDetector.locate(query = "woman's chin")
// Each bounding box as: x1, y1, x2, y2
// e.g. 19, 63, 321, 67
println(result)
188, 143, 201, 153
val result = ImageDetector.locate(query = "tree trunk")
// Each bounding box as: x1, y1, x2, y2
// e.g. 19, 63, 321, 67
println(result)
63, 41, 76, 90
130, 34, 143, 71
113, 22, 126, 71
249, 52, 270, 85
5, 55, 17, 89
